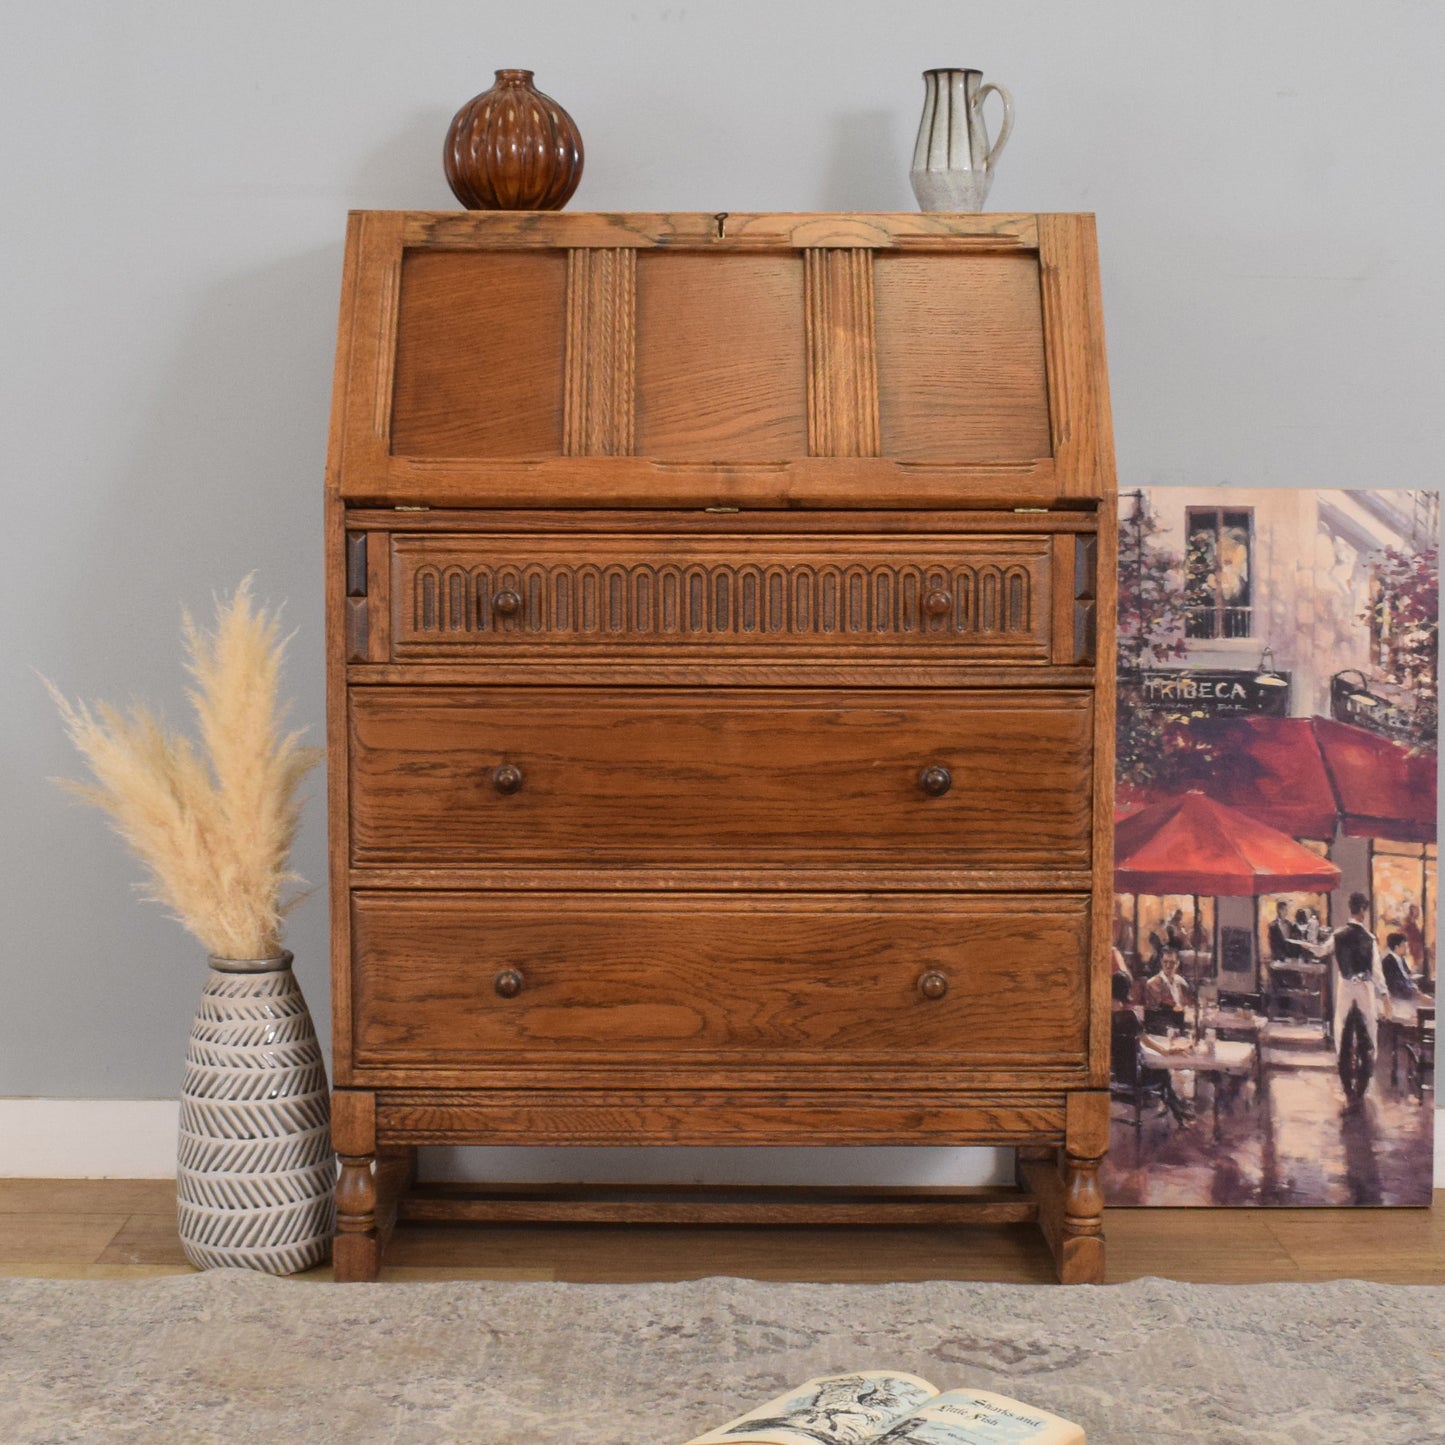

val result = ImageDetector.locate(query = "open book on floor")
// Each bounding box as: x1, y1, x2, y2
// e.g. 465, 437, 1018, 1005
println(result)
682, 1372, 1084, 1445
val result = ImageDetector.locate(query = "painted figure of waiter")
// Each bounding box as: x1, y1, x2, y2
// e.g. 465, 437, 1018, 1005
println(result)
1332, 891, 1389, 1101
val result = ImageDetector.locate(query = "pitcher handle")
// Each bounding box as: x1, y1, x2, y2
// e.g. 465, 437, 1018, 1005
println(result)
976, 82, 1015, 174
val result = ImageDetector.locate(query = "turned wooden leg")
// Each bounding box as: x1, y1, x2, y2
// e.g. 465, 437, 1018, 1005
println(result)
1018, 1092, 1109, 1285
1058, 1090, 1108, 1284
335, 1151, 380, 1282
332, 1091, 381, 1282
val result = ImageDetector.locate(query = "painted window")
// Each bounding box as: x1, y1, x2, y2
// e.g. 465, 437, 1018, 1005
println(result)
1370, 838, 1437, 981
1185, 508, 1253, 639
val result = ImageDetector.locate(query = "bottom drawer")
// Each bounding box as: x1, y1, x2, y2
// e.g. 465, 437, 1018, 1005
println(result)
350, 891, 1090, 1067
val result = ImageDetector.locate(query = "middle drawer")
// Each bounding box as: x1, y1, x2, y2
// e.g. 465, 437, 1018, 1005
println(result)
349, 686, 1093, 869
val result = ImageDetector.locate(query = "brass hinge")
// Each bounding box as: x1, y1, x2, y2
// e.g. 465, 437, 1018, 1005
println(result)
394, 504, 430, 511
704, 505, 740, 513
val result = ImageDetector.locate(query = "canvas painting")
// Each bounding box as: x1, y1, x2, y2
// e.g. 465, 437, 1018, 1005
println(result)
1104, 487, 1438, 1206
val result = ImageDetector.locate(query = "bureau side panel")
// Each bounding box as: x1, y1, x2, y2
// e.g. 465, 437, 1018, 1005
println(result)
1089, 502, 1118, 1085
325, 214, 367, 1085
1037, 213, 1115, 503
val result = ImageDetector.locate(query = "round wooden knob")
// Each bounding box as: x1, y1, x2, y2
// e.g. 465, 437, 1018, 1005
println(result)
491, 764, 524, 795
919, 971, 949, 1000
493, 589, 522, 617
922, 588, 953, 617
494, 969, 524, 998
918, 764, 952, 797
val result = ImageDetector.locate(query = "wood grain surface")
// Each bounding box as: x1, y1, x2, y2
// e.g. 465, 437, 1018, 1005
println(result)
339, 457, 1065, 511
398, 211, 1042, 251
563, 248, 635, 456
805, 248, 880, 457
635, 252, 808, 459
390, 250, 568, 457
349, 891, 1089, 1065
396, 1183, 1039, 1226
874, 252, 1051, 462
347, 686, 1093, 867
344, 508, 1100, 534
370, 1088, 1072, 1148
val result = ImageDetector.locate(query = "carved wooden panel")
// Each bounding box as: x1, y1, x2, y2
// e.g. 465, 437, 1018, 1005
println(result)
389, 250, 568, 457
564, 247, 635, 456
347, 686, 1093, 867
805, 249, 879, 457
389, 533, 1051, 659
350, 890, 1090, 1065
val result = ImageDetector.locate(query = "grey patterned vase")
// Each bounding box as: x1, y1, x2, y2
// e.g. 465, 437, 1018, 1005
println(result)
176, 952, 335, 1274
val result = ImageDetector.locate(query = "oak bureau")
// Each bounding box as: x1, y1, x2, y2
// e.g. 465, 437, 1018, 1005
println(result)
324, 211, 1117, 1282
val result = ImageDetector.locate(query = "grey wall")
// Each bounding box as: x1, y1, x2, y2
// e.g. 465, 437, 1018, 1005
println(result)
3, 3, 1441, 1166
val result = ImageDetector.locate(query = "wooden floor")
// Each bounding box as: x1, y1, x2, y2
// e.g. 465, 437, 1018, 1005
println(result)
1, 1180, 1441, 1284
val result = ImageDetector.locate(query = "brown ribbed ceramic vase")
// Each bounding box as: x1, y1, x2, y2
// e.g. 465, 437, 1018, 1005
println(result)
444, 69, 584, 211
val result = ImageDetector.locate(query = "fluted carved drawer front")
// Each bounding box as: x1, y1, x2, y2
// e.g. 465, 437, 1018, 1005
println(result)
348, 686, 1092, 868
390, 533, 1052, 661
350, 891, 1089, 1065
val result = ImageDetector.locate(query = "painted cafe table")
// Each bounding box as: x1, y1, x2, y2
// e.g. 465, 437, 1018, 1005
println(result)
1138, 1035, 1257, 1140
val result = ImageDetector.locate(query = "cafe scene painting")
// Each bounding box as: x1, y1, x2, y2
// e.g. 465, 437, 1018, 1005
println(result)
1106, 487, 1438, 1206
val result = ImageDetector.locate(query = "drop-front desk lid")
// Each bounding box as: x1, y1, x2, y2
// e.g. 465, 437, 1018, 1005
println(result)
326, 211, 1115, 511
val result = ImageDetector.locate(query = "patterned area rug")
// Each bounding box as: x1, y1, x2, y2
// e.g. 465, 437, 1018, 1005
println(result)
0, 1272, 1441, 1444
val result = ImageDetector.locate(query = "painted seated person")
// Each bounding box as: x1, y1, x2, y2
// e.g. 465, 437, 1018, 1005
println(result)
1111, 972, 1192, 1124
1381, 931, 1426, 1001
1145, 949, 1192, 1011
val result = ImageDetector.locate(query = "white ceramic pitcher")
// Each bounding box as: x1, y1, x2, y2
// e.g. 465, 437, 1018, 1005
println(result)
909, 67, 1015, 212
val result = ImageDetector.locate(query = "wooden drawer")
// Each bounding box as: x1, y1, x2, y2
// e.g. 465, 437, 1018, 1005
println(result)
348, 686, 1093, 869
385, 532, 1056, 662
350, 891, 1090, 1066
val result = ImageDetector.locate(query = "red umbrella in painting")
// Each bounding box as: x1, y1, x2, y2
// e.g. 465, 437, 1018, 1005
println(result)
1115, 791, 1342, 895
1116, 791, 1343, 1009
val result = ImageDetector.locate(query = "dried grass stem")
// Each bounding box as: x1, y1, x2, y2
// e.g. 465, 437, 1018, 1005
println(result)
46, 578, 322, 959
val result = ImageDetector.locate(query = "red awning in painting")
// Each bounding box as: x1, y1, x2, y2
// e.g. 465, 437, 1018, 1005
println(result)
1312, 717, 1437, 844
1115, 790, 1343, 896
1185, 715, 1437, 844
1186, 716, 1340, 841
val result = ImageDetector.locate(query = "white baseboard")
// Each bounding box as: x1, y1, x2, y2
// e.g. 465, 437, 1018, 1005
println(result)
3, 1098, 1441, 1189
0, 1099, 182, 1178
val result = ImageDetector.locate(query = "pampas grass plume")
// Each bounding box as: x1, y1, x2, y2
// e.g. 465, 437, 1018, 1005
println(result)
45, 578, 322, 960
